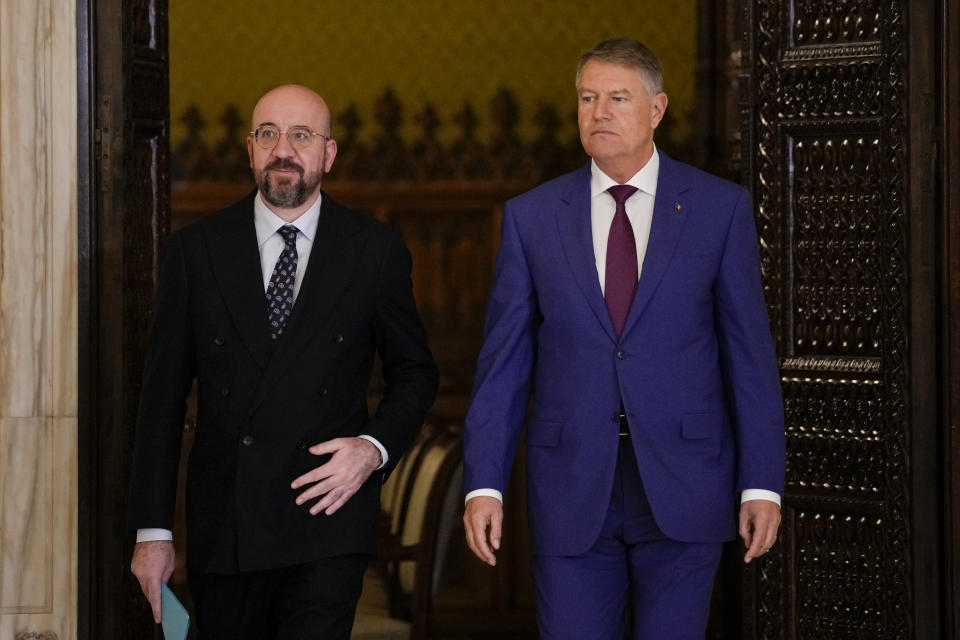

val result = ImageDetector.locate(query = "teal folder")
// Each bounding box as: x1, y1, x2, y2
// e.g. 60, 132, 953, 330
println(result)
161, 582, 190, 640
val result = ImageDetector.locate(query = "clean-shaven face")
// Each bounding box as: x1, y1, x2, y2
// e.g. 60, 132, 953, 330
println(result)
577, 60, 667, 180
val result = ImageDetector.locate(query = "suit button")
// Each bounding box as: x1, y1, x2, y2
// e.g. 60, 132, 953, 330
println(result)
318, 387, 328, 397
296, 439, 308, 450
220, 387, 230, 397
611, 412, 620, 422
213, 336, 225, 346
333, 333, 344, 344
616, 350, 626, 360
241, 435, 254, 446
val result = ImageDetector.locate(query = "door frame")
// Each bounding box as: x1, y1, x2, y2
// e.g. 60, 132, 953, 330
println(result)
77, 0, 95, 635
76, 0, 959, 637
77, 0, 168, 637
942, 0, 960, 635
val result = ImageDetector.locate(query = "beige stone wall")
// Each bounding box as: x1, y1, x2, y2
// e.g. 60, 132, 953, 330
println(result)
0, 1, 78, 639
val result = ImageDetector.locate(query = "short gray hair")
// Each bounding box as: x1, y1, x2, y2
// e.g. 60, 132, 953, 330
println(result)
576, 37, 664, 97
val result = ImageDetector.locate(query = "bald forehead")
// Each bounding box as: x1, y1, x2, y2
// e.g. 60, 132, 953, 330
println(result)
251, 84, 331, 133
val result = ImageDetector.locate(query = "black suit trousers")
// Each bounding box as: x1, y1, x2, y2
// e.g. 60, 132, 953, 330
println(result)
188, 554, 369, 640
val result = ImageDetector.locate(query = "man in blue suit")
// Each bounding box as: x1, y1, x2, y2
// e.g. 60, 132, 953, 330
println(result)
463, 38, 785, 639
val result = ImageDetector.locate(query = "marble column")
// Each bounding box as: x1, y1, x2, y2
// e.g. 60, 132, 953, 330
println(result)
0, 1, 78, 639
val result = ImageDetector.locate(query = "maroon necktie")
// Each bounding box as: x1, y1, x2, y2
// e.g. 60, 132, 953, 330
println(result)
605, 185, 639, 337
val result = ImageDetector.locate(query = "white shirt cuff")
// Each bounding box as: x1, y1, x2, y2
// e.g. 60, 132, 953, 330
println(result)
741, 489, 781, 506
358, 435, 388, 469
136, 528, 173, 543
465, 488, 504, 505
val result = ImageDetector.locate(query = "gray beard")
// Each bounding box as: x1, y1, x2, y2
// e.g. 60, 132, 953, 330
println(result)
257, 169, 321, 209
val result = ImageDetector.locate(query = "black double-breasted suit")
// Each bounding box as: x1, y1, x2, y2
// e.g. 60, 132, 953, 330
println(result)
128, 190, 438, 574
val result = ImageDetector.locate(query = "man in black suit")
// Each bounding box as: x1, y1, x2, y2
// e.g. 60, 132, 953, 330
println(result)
128, 84, 438, 639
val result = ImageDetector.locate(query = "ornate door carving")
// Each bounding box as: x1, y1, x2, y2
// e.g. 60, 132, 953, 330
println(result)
740, 1, 949, 638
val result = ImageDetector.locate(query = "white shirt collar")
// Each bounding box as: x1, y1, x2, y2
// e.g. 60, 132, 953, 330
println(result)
589, 146, 660, 199
253, 190, 322, 248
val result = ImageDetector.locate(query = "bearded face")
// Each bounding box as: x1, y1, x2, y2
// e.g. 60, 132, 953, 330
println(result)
255, 158, 323, 209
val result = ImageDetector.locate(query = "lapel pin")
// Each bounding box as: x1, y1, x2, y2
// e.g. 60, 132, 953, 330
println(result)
675, 203, 683, 213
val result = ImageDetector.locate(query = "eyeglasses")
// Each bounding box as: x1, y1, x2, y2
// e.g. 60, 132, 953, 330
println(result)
249, 125, 330, 150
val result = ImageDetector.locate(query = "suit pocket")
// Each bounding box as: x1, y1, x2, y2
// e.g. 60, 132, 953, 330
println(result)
681, 411, 726, 439
525, 419, 564, 447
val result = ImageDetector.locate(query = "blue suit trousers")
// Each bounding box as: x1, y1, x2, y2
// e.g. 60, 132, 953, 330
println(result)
532, 440, 723, 640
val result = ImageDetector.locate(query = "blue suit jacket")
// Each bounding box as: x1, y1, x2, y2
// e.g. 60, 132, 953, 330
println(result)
463, 154, 785, 556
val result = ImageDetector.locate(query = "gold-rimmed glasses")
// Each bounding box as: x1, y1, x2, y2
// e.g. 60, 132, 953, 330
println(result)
249, 125, 329, 150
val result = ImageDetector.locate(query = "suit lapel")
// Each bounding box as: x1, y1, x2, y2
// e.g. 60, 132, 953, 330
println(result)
555, 164, 618, 342
248, 193, 364, 415
205, 192, 275, 369
620, 153, 690, 340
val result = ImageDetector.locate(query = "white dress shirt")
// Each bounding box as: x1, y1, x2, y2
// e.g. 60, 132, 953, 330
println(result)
591, 149, 659, 293
465, 149, 780, 508
137, 191, 389, 544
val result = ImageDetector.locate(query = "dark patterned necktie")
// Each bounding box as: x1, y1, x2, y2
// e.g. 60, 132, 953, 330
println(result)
605, 185, 639, 337
266, 225, 298, 339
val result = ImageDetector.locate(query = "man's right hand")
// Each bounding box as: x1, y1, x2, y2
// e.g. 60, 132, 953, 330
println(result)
130, 540, 175, 623
463, 496, 503, 566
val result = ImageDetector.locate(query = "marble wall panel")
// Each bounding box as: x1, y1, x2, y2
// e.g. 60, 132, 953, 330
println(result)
0, 0, 78, 638
0, 418, 52, 612
0, 418, 76, 639
48, 0, 79, 420
0, 0, 77, 420
0, 0, 50, 418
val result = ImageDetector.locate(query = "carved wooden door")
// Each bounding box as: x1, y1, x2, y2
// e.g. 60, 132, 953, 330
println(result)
740, 1, 947, 638
78, 0, 170, 638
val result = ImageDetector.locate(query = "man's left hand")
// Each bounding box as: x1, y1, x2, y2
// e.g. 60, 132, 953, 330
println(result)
291, 437, 382, 516
739, 499, 781, 563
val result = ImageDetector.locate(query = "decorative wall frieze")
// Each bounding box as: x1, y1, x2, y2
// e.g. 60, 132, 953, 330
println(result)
171, 88, 692, 184
172, 88, 591, 183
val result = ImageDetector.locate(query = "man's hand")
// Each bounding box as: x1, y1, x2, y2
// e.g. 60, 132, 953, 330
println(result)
291, 437, 382, 516
739, 499, 781, 563
464, 496, 503, 566
130, 540, 175, 623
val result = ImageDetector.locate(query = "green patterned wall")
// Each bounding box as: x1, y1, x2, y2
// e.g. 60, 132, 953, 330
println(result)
170, 0, 698, 153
